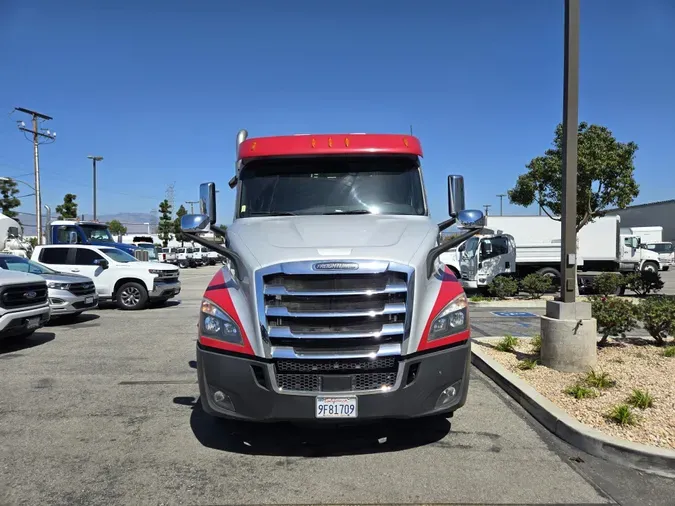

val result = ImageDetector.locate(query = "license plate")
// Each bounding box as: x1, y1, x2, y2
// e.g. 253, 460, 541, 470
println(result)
315, 397, 358, 418
26, 317, 40, 329
85, 296, 94, 304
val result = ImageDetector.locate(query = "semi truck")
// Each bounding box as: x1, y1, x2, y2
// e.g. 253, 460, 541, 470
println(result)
179, 130, 485, 423
458, 215, 661, 292
46, 219, 146, 259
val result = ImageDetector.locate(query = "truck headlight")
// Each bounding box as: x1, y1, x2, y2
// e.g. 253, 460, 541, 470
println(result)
47, 282, 70, 290
429, 293, 468, 341
200, 299, 243, 345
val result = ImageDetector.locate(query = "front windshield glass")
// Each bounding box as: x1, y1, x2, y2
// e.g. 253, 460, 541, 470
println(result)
81, 225, 115, 242
463, 237, 479, 258
238, 156, 426, 217
0, 256, 59, 275
646, 243, 673, 253
99, 247, 138, 263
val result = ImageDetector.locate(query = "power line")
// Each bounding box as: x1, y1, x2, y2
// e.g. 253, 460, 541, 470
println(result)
483, 204, 492, 216
185, 200, 199, 214
165, 183, 175, 214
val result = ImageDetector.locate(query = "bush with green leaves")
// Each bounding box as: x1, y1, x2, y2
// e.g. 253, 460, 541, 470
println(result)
487, 276, 519, 299
624, 270, 664, 297
592, 272, 625, 297
638, 296, 675, 346
589, 296, 638, 346
520, 273, 552, 299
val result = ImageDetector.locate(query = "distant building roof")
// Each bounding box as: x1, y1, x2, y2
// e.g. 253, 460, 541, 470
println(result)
606, 199, 675, 213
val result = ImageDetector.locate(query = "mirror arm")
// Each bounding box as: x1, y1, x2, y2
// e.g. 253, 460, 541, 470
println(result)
210, 225, 228, 239
437, 217, 457, 233
183, 232, 244, 281
426, 227, 483, 279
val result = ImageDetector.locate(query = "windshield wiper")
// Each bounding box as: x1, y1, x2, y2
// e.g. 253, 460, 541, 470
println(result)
323, 210, 373, 215
249, 211, 298, 217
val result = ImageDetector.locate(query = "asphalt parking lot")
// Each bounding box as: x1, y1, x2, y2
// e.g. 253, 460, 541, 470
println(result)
1, 265, 674, 505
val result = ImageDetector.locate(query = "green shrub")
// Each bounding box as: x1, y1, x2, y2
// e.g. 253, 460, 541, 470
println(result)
663, 346, 675, 358
565, 384, 597, 399
638, 296, 675, 346
517, 358, 538, 370
520, 273, 553, 299
589, 296, 638, 346
607, 404, 637, 425
495, 334, 519, 352
626, 389, 654, 409
487, 276, 519, 299
592, 273, 625, 297
531, 334, 542, 353
584, 369, 616, 389
624, 271, 664, 297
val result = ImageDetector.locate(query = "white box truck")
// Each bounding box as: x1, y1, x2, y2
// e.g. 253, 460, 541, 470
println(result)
459, 215, 661, 292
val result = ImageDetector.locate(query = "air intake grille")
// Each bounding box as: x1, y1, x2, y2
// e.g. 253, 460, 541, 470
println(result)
0, 282, 48, 309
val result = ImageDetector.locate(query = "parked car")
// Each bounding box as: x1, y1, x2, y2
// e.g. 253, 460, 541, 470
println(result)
0, 269, 50, 341
0, 253, 97, 318
31, 244, 181, 310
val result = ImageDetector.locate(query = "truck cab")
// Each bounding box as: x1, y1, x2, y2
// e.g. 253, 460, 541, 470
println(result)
642, 242, 674, 271
180, 130, 484, 423
48, 220, 142, 259
459, 233, 517, 290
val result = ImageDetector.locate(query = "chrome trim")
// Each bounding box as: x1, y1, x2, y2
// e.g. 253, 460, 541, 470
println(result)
270, 342, 402, 359
265, 302, 406, 318
255, 260, 415, 359
268, 322, 405, 339
263, 281, 407, 297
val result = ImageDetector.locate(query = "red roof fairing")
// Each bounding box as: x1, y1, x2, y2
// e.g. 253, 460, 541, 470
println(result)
238, 134, 423, 160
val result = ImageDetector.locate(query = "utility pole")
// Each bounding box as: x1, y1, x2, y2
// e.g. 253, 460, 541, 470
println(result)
87, 156, 103, 221
14, 107, 56, 244
496, 194, 506, 215
185, 200, 199, 214
560, 0, 580, 303
483, 204, 491, 216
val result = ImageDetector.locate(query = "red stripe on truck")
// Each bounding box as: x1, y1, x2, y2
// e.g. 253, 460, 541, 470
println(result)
417, 267, 470, 352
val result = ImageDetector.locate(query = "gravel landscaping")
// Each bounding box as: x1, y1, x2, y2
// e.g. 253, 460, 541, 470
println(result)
478, 336, 675, 450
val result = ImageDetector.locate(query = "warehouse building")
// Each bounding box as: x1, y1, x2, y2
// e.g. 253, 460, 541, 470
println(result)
606, 199, 675, 242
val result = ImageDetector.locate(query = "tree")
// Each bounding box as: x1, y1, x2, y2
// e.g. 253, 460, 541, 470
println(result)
157, 199, 173, 247
56, 193, 78, 219
0, 179, 21, 219
108, 219, 127, 237
508, 122, 639, 232
174, 204, 188, 245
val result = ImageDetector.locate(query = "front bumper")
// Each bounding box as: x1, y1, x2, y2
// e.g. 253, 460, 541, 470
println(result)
149, 280, 181, 299
0, 304, 51, 339
460, 279, 479, 290
48, 289, 98, 316
196, 342, 471, 422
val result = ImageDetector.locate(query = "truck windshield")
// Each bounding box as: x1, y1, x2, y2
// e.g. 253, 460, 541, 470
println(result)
99, 247, 138, 263
646, 243, 673, 253
81, 225, 115, 243
462, 237, 479, 258
238, 156, 426, 217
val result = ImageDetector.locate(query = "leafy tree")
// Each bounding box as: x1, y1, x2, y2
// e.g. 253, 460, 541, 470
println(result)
107, 219, 127, 237
0, 179, 21, 219
157, 199, 173, 247
508, 122, 639, 231
173, 204, 188, 245
56, 193, 78, 219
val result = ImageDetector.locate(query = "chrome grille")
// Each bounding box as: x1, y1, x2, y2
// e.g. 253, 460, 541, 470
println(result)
68, 281, 96, 296
262, 269, 409, 349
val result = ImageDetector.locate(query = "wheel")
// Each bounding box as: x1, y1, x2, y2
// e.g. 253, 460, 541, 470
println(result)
641, 261, 658, 274
115, 282, 148, 310
178, 260, 189, 269
536, 267, 561, 291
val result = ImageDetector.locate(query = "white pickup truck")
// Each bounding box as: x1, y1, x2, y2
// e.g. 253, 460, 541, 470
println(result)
0, 269, 51, 340
32, 244, 181, 310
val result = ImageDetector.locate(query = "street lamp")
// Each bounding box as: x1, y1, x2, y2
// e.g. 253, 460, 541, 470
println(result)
143, 222, 150, 234
87, 155, 103, 221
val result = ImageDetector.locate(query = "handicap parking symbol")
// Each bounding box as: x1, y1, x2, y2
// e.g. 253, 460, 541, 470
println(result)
491, 311, 539, 318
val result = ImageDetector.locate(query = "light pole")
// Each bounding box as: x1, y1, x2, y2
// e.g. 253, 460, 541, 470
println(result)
143, 222, 150, 234
87, 156, 103, 221
496, 194, 506, 215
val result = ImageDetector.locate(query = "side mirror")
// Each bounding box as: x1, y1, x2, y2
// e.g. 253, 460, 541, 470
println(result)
68, 231, 78, 244
456, 209, 485, 229
94, 259, 109, 270
448, 175, 466, 217
181, 214, 211, 233
199, 182, 217, 225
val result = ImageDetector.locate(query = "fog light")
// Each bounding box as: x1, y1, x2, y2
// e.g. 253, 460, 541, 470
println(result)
212, 390, 235, 412
435, 382, 461, 409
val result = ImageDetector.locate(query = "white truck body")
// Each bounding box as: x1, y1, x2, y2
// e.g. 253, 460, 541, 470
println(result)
459, 215, 661, 290
623, 226, 662, 244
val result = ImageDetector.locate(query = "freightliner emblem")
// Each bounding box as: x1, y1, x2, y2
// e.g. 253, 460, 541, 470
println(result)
313, 262, 359, 271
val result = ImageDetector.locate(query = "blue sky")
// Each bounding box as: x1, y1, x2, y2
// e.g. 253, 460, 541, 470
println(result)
1, 0, 674, 226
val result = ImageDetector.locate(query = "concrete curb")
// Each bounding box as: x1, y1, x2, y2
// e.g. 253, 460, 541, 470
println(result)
470, 338, 675, 478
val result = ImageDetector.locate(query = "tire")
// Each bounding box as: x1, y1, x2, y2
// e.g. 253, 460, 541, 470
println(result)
115, 282, 148, 310
641, 261, 658, 274
178, 260, 189, 269
536, 267, 561, 291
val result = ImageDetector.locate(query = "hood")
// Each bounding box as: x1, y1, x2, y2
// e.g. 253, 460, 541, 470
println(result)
228, 214, 438, 268
0, 269, 46, 284
118, 261, 178, 271
40, 272, 92, 284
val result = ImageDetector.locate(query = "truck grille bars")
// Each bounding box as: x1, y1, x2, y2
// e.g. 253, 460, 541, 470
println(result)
256, 260, 413, 393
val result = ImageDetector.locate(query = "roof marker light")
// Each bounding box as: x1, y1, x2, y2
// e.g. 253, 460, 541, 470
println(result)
250, 141, 257, 152
345, 137, 350, 147
403, 138, 409, 147
328, 137, 333, 148
311, 138, 316, 148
